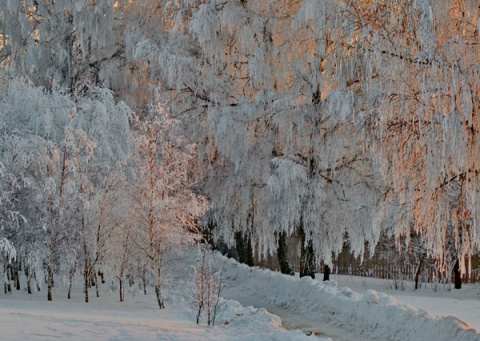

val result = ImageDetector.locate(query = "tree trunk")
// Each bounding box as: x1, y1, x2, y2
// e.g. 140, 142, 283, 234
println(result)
83, 211, 90, 303
277, 232, 294, 275
7, 261, 12, 293
34, 272, 41, 292
235, 232, 254, 266
4, 258, 11, 294
14, 259, 20, 291
143, 283, 147, 295
68, 266, 75, 299
154, 282, 165, 309
142, 265, 147, 295
453, 259, 462, 289
323, 265, 331, 281
84, 271, 89, 303
47, 260, 54, 301
119, 277, 124, 302
26, 265, 32, 294
94, 271, 100, 298
153, 256, 164, 309
414, 253, 426, 290
299, 227, 316, 279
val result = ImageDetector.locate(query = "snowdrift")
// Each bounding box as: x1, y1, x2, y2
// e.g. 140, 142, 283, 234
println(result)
220, 255, 480, 341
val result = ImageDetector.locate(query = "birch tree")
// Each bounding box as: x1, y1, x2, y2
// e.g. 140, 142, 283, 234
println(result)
0, 77, 133, 299
0, 0, 124, 90
126, 103, 207, 309
124, 0, 383, 273
125, 0, 479, 277
334, 0, 480, 274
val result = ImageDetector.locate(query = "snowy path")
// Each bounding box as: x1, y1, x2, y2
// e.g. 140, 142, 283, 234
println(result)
217, 255, 480, 341
222, 284, 368, 341
220, 261, 371, 340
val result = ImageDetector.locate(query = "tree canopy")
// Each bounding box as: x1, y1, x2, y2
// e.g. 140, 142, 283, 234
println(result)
1, 0, 479, 282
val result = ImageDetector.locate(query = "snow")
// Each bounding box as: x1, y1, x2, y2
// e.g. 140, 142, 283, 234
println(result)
334, 274, 480, 333
219, 253, 480, 341
0, 297, 312, 341
1, 248, 480, 341
0, 250, 315, 341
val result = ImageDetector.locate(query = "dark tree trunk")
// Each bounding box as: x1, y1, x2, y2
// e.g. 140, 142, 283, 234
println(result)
323, 265, 331, 281
84, 271, 89, 303
94, 271, 100, 298
299, 227, 316, 279
155, 283, 165, 309
68, 272, 73, 299
142, 265, 147, 295
119, 278, 124, 302
235, 232, 254, 266
153, 255, 165, 309
26, 265, 32, 294
277, 232, 294, 275
84, 236, 90, 303
14, 259, 20, 291
5, 260, 12, 293
67, 263, 76, 299
3, 259, 7, 294
47, 260, 54, 301
414, 253, 426, 290
453, 259, 462, 289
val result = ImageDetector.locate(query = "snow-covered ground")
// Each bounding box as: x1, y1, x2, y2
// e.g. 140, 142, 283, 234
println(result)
334, 274, 480, 332
1, 248, 480, 341
0, 294, 312, 341
221, 255, 480, 341
0, 276, 312, 340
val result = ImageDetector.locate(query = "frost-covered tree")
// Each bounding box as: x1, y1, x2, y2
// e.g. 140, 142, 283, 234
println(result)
0, 151, 18, 291
125, 103, 207, 309
123, 0, 384, 274
333, 0, 480, 275
0, 0, 125, 90
123, 0, 479, 279
0, 77, 133, 300
3, 0, 477, 286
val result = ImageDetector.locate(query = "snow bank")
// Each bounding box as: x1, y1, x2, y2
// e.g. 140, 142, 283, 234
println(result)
216, 299, 317, 341
162, 277, 318, 340
220, 255, 480, 341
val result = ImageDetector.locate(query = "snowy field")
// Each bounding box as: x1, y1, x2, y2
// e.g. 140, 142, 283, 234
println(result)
1, 248, 480, 341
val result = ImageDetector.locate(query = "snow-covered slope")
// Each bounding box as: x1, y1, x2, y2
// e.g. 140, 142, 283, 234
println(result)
2, 247, 479, 341
220, 254, 480, 341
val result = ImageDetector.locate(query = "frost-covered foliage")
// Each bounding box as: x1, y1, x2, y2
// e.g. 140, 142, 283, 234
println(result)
122, 0, 479, 273
335, 0, 480, 270
127, 0, 384, 265
124, 103, 207, 308
0, 0, 122, 89
0, 77, 134, 299
2, 0, 478, 284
